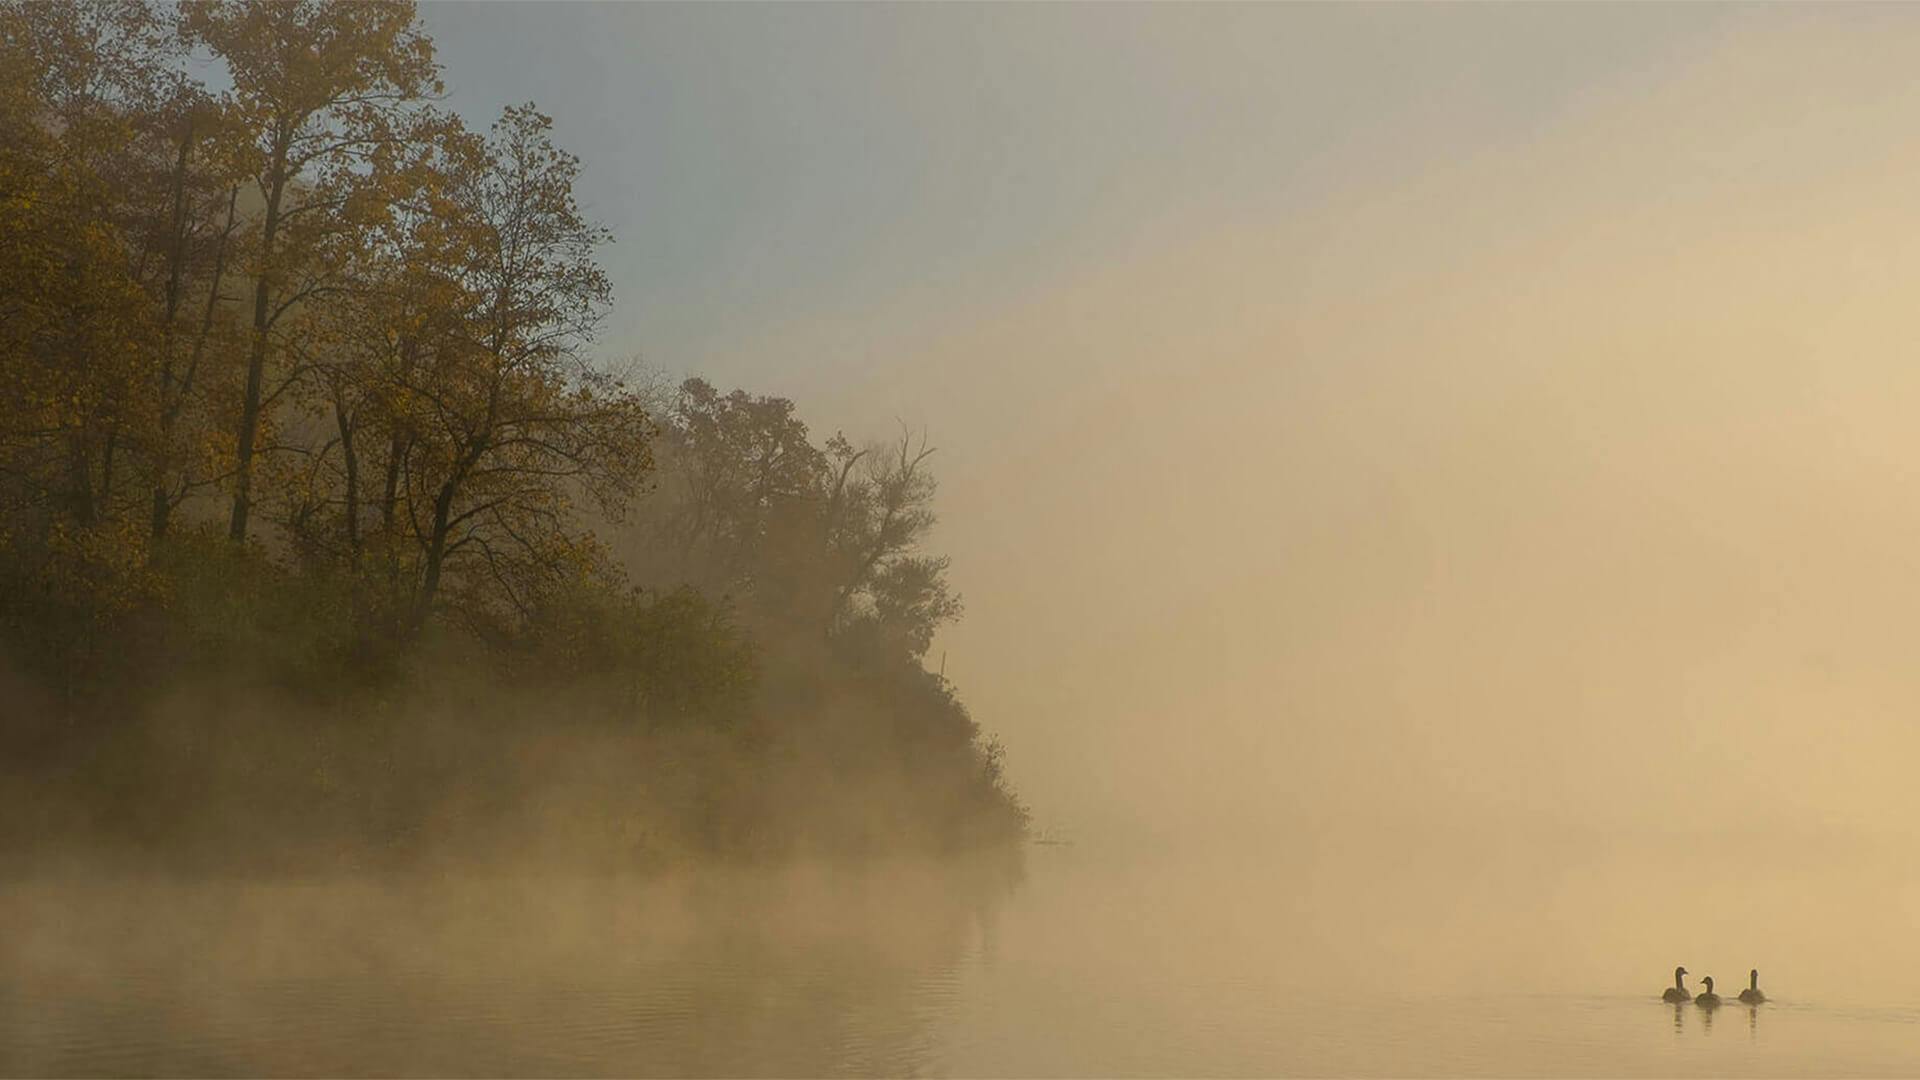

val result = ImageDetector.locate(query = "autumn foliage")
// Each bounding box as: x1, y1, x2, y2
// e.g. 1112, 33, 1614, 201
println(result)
0, 0, 1023, 870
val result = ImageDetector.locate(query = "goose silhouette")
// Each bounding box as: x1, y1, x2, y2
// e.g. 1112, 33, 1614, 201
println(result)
1738, 969, 1765, 1005
1695, 975, 1722, 1008
1661, 966, 1690, 1003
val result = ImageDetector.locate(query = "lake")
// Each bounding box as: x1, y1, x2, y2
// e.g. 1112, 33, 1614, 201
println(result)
5, 836, 1918, 1076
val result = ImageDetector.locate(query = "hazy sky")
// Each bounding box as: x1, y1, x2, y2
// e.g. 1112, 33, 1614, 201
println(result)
420, 3, 1920, 845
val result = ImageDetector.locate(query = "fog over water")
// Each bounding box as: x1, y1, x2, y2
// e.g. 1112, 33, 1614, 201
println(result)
419, 2, 1920, 849
8, 843, 1920, 1076
12, 2, 1920, 1075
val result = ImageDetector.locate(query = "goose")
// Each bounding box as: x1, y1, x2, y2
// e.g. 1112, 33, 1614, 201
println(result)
1661, 966, 1690, 1003
1738, 969, 1765, 1005
1695, 975, 1722, 1008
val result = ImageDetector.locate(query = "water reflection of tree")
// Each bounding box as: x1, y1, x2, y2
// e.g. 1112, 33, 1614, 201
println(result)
0, 851, 1025, 1077
605, 851, 1025, 1076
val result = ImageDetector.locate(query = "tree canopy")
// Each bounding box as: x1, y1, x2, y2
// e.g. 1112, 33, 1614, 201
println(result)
0, 0, 1022, 868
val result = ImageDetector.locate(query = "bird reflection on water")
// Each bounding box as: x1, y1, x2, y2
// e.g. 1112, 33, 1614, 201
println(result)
1667, 984, 1765, 1042
1666, 976, 1766, 1037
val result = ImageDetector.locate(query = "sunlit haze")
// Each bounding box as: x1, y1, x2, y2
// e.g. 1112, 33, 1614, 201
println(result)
9, 2, 1920, 1074
427, 2, 1920, 844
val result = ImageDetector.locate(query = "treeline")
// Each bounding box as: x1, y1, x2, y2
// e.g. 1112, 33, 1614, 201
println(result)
0, 0, 1024, 870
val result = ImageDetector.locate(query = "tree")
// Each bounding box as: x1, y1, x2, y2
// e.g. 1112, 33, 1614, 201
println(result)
0, 0, 184, 688
657, 378, 828, 589
822, 428, 960, 658
180, 0, 441, 543
144, 91, 253, 539
624, 385, 963, 661
0, 0, 178, 533
0, 1, 257, 544
258, 116, 479, 580
384, 105, 651, 631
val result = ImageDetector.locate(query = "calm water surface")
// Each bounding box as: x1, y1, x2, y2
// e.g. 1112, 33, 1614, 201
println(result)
5, 840, 1919, 1076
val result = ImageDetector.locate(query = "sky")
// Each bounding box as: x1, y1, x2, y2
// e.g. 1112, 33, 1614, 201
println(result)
419, 2, 1920, 847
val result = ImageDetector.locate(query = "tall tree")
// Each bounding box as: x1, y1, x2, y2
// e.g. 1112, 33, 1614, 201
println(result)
257, 116, 478, 580
624, 386, 962, 659
823, 427, 959, 657
662, 378, 827, 585
180, 0, 440, 543
0, 0, 174, 533
387, 105, 650, 630
145, 91, 251, 540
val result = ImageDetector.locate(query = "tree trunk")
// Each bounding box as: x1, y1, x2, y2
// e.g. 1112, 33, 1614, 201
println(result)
380, 433, 403, 532
159, 116, 194, 340
148, 119, 194, 540
229, 158, 288, 543
154, 187, 238, 539
99, 429, 117, 513
333, 386, 361, 566
414, 481, 457, 628
67, 435, 96, 528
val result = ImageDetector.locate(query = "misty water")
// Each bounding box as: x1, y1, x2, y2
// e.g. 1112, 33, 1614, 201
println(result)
7, 836, 1920, 1077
